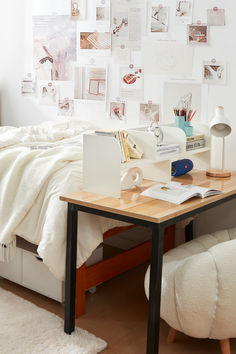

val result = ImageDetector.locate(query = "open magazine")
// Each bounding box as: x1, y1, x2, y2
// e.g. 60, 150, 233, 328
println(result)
141, 182, 223, 205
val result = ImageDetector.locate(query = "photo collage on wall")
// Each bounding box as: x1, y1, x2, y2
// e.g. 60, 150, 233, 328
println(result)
24, 0, 227, 124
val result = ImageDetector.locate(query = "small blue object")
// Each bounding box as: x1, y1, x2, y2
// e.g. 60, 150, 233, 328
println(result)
172, 159, 194, 177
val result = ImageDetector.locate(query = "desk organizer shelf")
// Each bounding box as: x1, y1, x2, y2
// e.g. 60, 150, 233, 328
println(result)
83, 124, 210, 198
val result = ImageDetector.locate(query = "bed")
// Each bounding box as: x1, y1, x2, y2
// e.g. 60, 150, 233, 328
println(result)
0, 118, 175, 316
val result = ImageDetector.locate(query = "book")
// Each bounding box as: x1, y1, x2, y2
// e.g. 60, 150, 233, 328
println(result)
117, 130, 126, 163
157, 148, 179, 156
120, 130, 130, 162
186, 134, 205, 142
186, 139, 205, 151
94, 129, 117, 136
21, 76, 35, 95
94, 129, 142, 162
157, 143, 180, 152
125, 132, 144, 159
141, 182, 223, 205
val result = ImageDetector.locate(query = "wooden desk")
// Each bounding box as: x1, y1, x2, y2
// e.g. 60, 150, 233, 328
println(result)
60, 170, 236, 354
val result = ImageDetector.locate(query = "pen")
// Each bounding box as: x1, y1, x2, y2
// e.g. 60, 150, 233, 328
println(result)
189, 110, 197, 121
187, 110, 192, 121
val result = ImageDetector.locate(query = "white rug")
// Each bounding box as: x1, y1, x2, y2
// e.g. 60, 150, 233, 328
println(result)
0, 288, 107, 354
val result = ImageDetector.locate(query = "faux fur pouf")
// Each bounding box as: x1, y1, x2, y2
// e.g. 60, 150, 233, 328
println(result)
0, 287, 107, 354
144, 228, 236, 340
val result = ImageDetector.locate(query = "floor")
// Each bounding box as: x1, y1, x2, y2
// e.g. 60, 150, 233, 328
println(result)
1, 264, 236, 354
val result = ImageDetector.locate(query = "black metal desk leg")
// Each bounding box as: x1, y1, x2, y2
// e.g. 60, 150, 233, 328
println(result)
146, 225, 165, 354
64, 203, 78, 334
185, 220, 194, 242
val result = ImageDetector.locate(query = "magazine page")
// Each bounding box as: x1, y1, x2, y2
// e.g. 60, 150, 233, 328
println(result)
141, 182, 223, 204
177, 183, 223, 197
141, 183, 200, 204
203, 188, 223, 197
112, 1, 143, 49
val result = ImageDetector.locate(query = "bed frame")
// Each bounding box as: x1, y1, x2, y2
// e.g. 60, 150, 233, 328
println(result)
75, 225, 175, 317
0, 225, 175, 315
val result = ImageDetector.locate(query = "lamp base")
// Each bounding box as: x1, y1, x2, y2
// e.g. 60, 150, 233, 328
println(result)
206, 168, 231, 178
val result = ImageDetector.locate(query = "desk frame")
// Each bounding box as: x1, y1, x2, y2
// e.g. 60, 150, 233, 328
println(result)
64, 193, 236, 354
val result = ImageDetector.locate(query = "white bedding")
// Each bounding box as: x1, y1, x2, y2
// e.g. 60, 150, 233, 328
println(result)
0, 119, 127, 280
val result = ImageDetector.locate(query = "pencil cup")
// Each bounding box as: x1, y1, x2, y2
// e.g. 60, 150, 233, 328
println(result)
175, 116, 185, 132
184, 121, 193, 137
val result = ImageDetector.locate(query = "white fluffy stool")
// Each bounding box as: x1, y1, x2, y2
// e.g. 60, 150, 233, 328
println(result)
144, 228, 236, 354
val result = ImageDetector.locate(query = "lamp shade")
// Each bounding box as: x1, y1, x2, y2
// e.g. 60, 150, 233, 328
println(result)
210, 106, 232, 137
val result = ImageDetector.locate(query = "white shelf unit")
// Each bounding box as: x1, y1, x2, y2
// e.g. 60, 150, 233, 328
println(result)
83, 124, 210, 198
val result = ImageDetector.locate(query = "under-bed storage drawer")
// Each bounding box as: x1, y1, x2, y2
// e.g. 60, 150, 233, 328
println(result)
0, 248, 22, 283
22, 251, 64, 302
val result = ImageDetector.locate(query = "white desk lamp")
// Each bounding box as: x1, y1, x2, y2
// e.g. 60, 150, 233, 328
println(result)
206, 106, 232, 178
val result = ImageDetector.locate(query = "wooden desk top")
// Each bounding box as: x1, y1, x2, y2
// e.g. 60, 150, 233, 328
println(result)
60, 170, 236, 224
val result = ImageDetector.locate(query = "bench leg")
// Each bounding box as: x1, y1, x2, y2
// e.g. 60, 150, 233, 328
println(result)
75, 263, 86, 318
167, 328, 177, 343
220, 339, 231, 354
167, 329, 231, 354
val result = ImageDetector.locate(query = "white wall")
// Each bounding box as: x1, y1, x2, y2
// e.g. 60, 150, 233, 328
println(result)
0, 0, 236, 234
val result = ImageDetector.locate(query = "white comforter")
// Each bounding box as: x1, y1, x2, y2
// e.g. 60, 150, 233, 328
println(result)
0, 119, 126, 280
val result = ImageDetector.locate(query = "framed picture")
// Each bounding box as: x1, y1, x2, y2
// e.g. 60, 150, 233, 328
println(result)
58, 98, 74, 116
112, 11, 129, 38
112, 4, 142, 48
96, 7, 106, 21
74, 66, 107, 102
207, 8, 225, 26
33, 15, 76, 81
96, 0, 110, 22
21, 74, 35, 96
151, 6, 169, 33
119, 67, 144, 101
110, 101, 126, 121
203, 61, 226, 85
71, 0, 86, 20
188, 24, 209, 45
139, 103, 160, 125
39, 82, 59, 106
80, 31, 111, 50
89, 80, 99, 95
176, 0, 192, 24
89, 79, 106, 96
